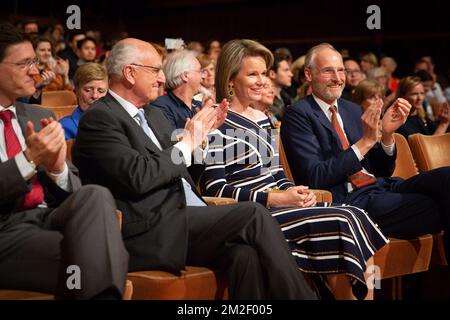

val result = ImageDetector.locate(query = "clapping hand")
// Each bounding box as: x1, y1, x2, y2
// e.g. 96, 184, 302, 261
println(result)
24, 117, 66, 173
382, 98, 411, 135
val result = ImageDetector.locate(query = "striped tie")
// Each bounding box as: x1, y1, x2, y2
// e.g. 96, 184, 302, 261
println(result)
329, 105, 377, 189
0, 110, 44, 210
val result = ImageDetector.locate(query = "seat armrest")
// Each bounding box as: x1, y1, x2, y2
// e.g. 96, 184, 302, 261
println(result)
310, 189, 333, 203
202, 197, 237, 206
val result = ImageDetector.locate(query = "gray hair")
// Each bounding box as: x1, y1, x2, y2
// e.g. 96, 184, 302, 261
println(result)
304, 43, 339, 69
367, 67, 387, 79
164, 50, 197, 90
106, 41, 140, 78
380, 56, 397, 69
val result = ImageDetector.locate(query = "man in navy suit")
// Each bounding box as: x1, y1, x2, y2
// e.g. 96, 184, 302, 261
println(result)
281, 43, 450, 258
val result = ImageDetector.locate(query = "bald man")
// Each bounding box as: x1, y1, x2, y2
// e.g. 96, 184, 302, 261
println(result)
73, 38, 317, 300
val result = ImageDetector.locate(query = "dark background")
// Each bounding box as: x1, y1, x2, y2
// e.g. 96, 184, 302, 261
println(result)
1, 0, 449, 78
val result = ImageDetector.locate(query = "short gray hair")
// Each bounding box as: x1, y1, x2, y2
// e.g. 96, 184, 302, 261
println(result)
367, 67, 387, 79
106, 41, 140, 78
304, 43, 339, 69
164, 50, 197, 90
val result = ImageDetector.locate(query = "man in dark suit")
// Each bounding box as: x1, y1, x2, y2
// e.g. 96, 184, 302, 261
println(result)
73, 38, 317, 300
0, 23, 128, 300
281, 43, 450, 258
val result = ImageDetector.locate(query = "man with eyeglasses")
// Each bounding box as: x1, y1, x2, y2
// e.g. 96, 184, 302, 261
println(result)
151, 50, 206, 130
0, 23, 129, 299
281, 42, 450, 260
73, 38, 318, 300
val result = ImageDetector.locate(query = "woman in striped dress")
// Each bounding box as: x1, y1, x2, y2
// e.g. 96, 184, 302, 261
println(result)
201, 39, 389, 300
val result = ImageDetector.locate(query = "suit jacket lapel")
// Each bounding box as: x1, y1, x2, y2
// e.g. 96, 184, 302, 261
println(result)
103, 93, 163, 153
15, 101, 34, 134
308, 96, 343, 146
338, 99, 358, 145
143, 106, 173, 149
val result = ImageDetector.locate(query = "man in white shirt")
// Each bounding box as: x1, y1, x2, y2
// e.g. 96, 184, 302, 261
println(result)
281, 43, 450, 260
74, 38, 318, 300
0, 22, 128, 300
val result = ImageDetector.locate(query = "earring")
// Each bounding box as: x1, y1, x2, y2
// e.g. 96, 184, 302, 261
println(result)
228, 84, 234, 97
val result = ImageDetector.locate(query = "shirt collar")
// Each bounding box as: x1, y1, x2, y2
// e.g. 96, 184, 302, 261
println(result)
312, 94, 339, 116
109, 89, 140, 119
0, 105, 18, 118
168, 90, 201, 111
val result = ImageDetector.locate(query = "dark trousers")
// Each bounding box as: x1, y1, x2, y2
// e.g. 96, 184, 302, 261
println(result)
0, 185, 129, 299
348, 167, 450, 258
185, 202, 317, 300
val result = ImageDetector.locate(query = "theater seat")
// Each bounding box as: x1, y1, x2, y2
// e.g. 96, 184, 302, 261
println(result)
124, 195, 233, 300
128, 267, 227, 300
41, 90, 77, 107
0, 280, 133, 300
278, 133, 436, 299
40, 105, 77, 121
408, 133, 450, 172
66, 139, 74, 162
407, 133, 450, 267
392, 133, 419, 179
0, 210, 132, 300
278, 134, 332, 202
0, 290, 54, 300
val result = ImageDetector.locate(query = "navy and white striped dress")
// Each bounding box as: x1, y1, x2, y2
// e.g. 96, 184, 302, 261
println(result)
201, 111, 389, 298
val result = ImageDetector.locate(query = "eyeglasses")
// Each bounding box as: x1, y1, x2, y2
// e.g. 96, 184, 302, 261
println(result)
189, 69, 207, 75
130, 63, 162, 75
82, 86, 107, 94
319, 67, 347, 77
1, 57, 39, 70
345, 68, 362, 75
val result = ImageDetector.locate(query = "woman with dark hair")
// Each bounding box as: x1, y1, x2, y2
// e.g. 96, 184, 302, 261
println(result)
201, 39, 389, 300
31, 36, 73, 103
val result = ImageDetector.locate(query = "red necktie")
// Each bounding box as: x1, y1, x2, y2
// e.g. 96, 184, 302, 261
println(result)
329, 105, 377, 189
0, 110, 44, 210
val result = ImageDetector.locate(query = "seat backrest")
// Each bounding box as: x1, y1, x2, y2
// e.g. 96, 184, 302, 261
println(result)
41, 105, 77, 120
278, 134, 295, 183
408, 133, 450, 172
66, 139, 74, 162
41, 90, 77, 107
391, 133, 419, 179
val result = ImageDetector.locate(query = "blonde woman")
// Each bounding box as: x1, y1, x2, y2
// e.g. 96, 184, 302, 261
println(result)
395, 76, 449, 138
202, 39, 388, 300
59, 63, 108, 140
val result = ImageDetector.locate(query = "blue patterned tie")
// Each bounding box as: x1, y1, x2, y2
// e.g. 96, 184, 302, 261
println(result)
135, 109, 205, 206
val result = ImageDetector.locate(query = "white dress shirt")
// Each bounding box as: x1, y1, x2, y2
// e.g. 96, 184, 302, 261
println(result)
312, 95, 395, 192
0, 105, 71, 196
108, 90, 206, 206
